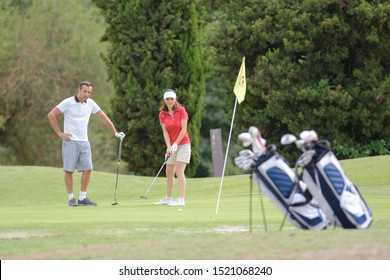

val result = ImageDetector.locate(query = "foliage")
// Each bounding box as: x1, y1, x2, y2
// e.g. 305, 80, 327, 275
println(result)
0, 0, 115, 168
207, 0, 390, 162
333, 139, 390, 159
94, 0, 206, 176
196, 82, 242, 177
2, 0, 390, 176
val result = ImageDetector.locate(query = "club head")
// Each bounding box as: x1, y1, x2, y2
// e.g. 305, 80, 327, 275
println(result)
237, 132, 252, 147
140, 196, 148, 199
248, 126, 259, 137
300, 130, 318, 143
111, 202, 119, 206
280, 134, 297, 145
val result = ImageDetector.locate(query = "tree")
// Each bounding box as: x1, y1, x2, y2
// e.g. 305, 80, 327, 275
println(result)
0, 0, 115, 168
94, 0, 205, 176
208, 0, 390, 161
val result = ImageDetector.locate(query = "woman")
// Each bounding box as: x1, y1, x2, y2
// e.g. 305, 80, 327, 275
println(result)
154, 89, 191, 206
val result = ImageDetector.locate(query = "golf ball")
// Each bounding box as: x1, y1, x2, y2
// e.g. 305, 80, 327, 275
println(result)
178, 208, 182, 212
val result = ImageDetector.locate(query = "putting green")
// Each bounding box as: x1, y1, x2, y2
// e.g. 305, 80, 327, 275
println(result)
0, 155, 389, 259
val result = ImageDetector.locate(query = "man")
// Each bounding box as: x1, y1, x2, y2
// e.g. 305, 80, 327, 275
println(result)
48, 81, 125, 206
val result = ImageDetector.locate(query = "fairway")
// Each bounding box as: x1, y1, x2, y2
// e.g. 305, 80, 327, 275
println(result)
1, 155, 390, 260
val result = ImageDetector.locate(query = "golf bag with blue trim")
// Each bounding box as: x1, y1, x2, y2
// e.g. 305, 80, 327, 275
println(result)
252, 145, 329, 230
300, 140, 372, 229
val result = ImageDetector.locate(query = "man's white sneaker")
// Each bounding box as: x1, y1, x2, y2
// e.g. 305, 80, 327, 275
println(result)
154, 198, 172, 205
167, 200, 185, 206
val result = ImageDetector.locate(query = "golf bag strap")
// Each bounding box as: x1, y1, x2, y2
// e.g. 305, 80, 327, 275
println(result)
302, 188, 313, 201
289, 184, 313, 207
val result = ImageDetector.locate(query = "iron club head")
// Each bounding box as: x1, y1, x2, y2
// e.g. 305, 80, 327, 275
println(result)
140, 196, 148, 199
111, 202, 119, 205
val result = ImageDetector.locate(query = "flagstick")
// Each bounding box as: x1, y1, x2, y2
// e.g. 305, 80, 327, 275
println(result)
215, 96, 238, 215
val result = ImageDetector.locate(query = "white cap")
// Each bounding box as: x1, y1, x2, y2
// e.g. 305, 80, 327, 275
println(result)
163, 90, 176, 99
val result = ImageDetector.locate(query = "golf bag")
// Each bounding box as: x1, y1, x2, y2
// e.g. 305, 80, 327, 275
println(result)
251, 145, 329, 230
299, 140, 372, 229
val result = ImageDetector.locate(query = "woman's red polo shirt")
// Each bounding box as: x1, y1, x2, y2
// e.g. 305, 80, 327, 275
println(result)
159, 106, 190, 145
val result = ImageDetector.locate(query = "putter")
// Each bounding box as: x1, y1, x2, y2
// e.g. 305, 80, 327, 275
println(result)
112, 138, 123, 205
140, 156, 169, 199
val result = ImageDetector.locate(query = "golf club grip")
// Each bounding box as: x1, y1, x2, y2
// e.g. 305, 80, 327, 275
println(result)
118, 138, 123, 162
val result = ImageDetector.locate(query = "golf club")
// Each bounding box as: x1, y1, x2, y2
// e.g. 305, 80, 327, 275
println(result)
112, 138, 123, 205
280, 130, 318, 152
140, 156, 169, 199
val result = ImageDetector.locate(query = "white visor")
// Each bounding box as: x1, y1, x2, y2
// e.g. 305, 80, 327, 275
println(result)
164, 90, 176, 99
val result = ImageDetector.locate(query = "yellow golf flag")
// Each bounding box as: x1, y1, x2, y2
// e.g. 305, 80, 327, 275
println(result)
233, 57, 246, 104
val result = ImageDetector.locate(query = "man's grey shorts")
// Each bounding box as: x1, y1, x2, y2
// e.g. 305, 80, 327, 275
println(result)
62, 140, 93, 172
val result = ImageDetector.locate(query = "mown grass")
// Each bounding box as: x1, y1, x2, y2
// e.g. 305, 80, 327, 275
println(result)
0, 155, 389, 259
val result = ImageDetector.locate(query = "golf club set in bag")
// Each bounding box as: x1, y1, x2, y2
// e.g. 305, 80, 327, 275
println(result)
234, 126, 373, 230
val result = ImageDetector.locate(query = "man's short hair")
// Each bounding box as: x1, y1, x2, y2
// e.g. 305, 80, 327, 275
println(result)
79, 81, 93, 89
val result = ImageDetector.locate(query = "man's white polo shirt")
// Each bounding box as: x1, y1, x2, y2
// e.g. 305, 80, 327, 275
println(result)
56, 96, 101, 141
